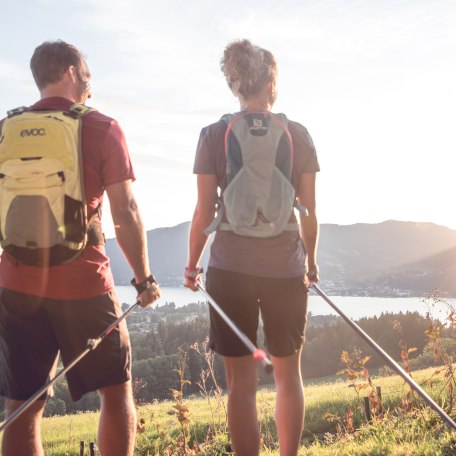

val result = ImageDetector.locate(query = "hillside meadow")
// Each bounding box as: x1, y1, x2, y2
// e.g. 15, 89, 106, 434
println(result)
31, 367, 456, 455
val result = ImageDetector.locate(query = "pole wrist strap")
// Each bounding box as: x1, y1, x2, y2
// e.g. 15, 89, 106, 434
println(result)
184, 266, 203, 280
131, 274, 157, 294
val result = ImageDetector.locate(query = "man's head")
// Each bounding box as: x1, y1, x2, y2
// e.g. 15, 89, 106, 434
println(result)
30, 40, 91, 103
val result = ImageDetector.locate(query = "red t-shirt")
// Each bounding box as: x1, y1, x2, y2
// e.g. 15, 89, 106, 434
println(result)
0, 97, 135, 299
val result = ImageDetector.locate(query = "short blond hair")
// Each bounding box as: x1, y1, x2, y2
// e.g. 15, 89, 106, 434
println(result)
220, 39, 277, 100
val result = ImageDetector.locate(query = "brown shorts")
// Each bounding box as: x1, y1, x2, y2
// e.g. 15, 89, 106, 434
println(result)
206, 267, 308, 357
0, 288, 131, 401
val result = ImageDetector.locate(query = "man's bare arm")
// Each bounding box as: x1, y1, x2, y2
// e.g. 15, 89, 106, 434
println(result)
106, 180, 160, 306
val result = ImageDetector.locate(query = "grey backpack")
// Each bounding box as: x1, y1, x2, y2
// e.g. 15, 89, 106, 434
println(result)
205, 111, 307, 237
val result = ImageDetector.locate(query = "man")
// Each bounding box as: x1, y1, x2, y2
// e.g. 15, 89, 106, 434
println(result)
0, 40, 160, 456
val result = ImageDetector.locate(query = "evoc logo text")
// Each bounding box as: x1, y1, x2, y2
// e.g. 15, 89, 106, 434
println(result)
20, 128, 46, 137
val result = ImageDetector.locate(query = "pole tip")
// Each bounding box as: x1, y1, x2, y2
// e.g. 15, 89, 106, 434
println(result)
253, 348, 274, 374
253, 348, 267, 362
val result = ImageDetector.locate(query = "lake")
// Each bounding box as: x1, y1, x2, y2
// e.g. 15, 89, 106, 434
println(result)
115, 285, 455, 321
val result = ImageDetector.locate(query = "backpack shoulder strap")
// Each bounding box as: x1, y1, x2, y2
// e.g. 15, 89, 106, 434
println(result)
6, 106, 28, 118
273, 112, 289, 128
68, 103, 104, 245
220, 112, 239, 124
69, 104, 96, 118
5, 104, 95, 120
203, 113, 241, 236
275, 112, 288, 122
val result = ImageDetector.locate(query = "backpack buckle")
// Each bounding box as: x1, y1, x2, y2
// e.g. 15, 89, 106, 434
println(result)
7, 106, 27, 118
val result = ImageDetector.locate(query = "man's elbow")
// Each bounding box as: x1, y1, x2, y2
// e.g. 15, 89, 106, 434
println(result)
111, 199, 140, 226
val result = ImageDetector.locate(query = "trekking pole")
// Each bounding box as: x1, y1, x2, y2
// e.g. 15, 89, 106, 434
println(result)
0, 301, 141, 433
311, 284, 456, 431
197, 284, 273, 374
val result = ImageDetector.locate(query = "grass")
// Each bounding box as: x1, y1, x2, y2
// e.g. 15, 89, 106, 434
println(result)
28, 366, 456, 455
41, 411, 99, 455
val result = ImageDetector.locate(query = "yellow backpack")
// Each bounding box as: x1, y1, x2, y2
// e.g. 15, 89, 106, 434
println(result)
0, 104, 102, 266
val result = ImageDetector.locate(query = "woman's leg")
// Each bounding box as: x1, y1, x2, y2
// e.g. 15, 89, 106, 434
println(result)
271, 349, 304, 456
224, 355, 260, 456
259, 276, 307, 455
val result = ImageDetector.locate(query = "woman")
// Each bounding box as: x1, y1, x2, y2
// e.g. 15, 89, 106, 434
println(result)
184, 39, 320, 456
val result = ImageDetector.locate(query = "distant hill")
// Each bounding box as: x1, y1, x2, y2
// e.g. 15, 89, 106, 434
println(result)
318, 220, 456, 278
106, 222, 212, 286
368, 246, 456, 296
106, 220, 456, 296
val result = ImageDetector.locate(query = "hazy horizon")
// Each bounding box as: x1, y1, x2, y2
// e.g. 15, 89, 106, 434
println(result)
107, 217, 456, 238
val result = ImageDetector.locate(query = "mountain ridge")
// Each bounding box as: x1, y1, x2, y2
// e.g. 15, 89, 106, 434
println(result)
106, 220, 456, 297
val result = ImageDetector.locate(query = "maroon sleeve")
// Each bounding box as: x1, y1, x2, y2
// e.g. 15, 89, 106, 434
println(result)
193, 127, 216, 174
193, 120, 227, 177
289, 121, 320, 175
100, 120, 135, 186
193, 120, 229, 195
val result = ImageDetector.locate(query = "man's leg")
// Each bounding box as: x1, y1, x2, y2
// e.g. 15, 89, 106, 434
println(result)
97, 381, 136, 456
224, 355, 260, 456
271, 349, 304, 456
2, 399, 46, 456
0, 289, 58, 456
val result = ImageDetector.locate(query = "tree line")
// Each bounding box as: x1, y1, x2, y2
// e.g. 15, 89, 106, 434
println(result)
1, 304, 455, 419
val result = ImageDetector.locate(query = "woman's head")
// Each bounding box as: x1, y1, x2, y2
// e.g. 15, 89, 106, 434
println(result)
221, 39, 277, 104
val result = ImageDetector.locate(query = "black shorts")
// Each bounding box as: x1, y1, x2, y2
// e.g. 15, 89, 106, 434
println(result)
206, 267, 308, 357
0, 288, 131, 402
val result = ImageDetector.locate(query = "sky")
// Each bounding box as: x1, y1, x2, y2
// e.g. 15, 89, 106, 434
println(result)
1, 0, 456, 237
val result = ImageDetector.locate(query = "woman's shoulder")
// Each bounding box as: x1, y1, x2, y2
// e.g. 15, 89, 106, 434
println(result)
282, 116, 310, 135
284, 119, 314, 149
198, 118, 228, 146
201, 118, 228, 134
202, 111, 256, 132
